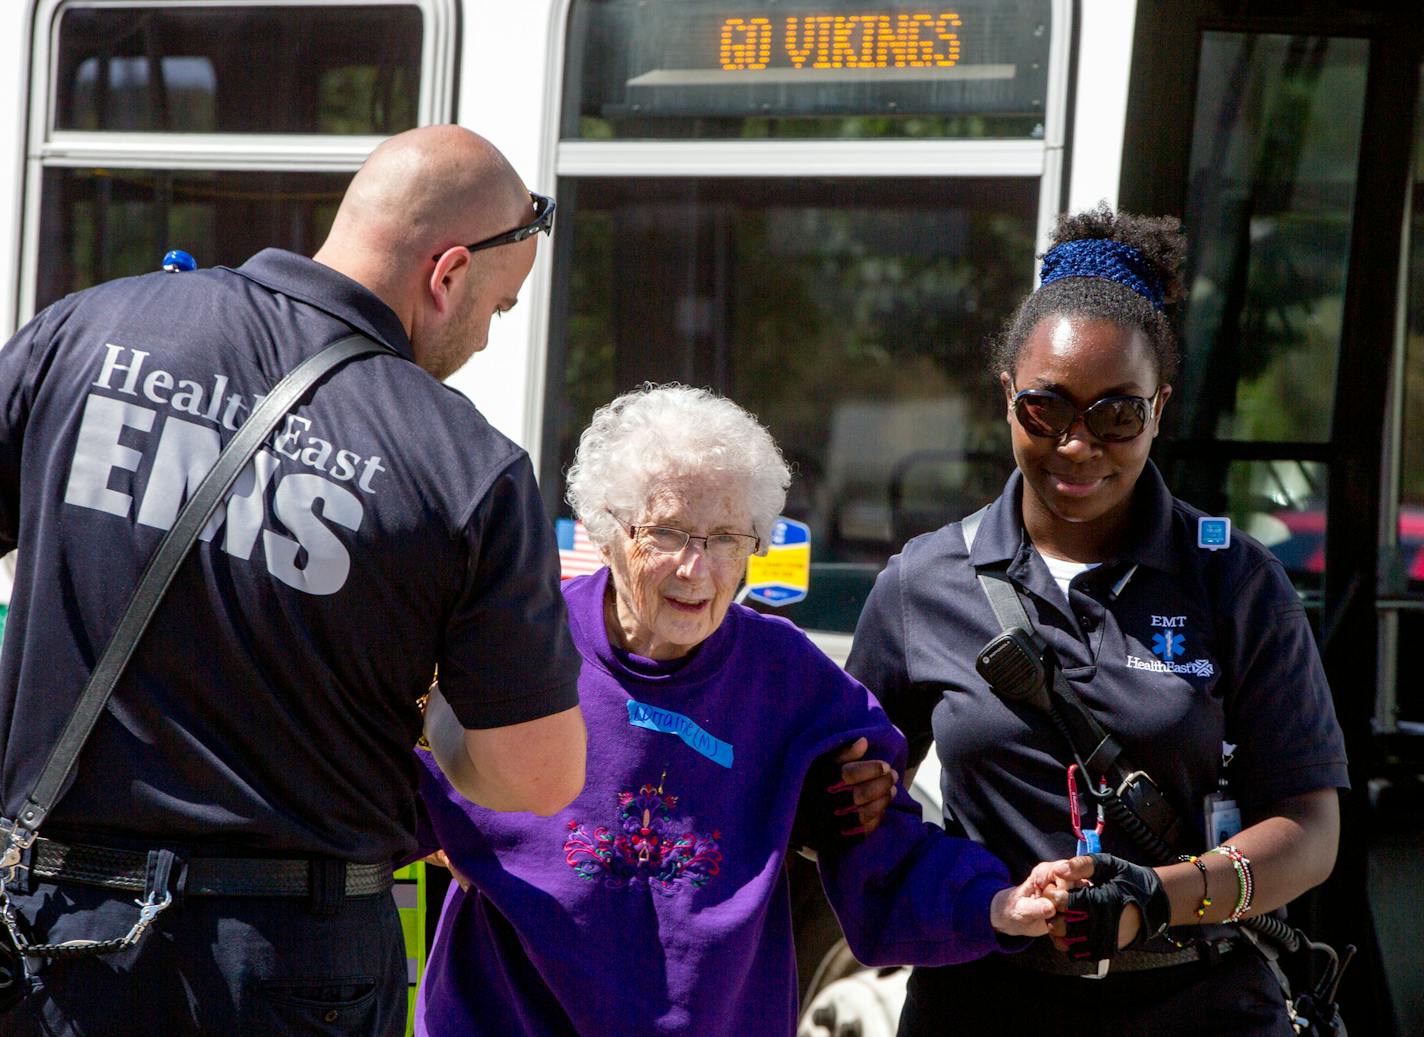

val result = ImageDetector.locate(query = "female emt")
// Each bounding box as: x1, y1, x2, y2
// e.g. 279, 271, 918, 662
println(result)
846, 206, 1349, 1036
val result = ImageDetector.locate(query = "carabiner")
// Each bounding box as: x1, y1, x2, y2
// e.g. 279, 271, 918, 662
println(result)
1067, 764, 1106, 853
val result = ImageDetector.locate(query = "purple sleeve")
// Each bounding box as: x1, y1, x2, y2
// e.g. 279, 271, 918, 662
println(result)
800, 653, 1020, 967
815, 738, 1018, 966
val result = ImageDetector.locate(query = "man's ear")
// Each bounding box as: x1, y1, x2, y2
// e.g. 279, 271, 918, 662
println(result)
428, 250, 469, 315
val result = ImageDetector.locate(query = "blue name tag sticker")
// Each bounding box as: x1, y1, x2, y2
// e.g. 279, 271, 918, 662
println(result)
626, 700, 734, 768
1197, 516, 1231, 551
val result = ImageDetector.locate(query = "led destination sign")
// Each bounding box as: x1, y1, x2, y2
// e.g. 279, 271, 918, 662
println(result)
717, 13, 964, 72
568, 0, 1051, 132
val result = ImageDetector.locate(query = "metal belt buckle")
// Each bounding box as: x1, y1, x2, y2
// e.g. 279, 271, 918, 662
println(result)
1081, 958, 1111, 979
0, 819, 37, 883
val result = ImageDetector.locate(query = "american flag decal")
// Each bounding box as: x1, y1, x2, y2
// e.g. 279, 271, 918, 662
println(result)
556, 518, 604, 579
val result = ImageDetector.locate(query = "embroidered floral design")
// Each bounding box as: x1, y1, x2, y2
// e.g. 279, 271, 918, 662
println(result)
563, 776, 722, 895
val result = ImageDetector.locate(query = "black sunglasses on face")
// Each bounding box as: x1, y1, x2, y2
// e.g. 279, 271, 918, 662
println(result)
1012, 386, 1160, 443
432, 191, 556, 262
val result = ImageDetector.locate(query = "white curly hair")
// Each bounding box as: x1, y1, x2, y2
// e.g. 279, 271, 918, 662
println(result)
565, 384, 791, 554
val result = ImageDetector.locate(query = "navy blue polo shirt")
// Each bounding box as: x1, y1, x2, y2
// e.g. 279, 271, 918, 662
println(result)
0, 249, 580, 864
847, 463, 1348, 880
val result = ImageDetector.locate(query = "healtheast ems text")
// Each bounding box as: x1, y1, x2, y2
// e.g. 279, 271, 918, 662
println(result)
61, 342, 385, 595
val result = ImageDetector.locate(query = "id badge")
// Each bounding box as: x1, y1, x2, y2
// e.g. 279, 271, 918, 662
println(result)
1205, 792, 1242, 846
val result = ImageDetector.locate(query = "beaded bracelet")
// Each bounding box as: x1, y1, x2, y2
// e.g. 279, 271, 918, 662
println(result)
1208, 846, 1251, 921
1179, 854, 1212, 920
1223, 845, 1255, 920
1166, 854, 1214, 948
1207, 844, 1254, 922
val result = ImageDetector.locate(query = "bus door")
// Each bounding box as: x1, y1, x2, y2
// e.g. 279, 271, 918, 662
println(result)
1119, 5, 1424, 1033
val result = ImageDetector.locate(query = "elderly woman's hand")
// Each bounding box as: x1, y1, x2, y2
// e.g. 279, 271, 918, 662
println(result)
424, 848, 472, 893
990, 857, 1093, 937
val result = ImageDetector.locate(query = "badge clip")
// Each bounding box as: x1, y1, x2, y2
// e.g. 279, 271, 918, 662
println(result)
1197, 517, 1230, 551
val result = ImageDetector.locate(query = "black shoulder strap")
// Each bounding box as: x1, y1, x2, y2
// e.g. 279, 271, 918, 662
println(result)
961, 507, 1127, 778
976, 563, 1194, 854
976, 567, 1126, 777
16, 333, 392, 833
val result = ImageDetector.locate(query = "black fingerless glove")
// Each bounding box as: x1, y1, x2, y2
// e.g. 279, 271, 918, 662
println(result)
1063, 853, 1171, 961
789, 749, 858, 854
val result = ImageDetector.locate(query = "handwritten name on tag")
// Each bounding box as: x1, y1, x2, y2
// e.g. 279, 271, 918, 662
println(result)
626, 700, 734, 768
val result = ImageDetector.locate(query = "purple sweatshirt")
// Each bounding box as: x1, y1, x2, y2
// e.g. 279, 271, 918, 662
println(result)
415, 569, 1017, 1036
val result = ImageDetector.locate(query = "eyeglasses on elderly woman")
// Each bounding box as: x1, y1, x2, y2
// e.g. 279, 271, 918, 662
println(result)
1011, 385, 1161, 443
606, 510, 761, 561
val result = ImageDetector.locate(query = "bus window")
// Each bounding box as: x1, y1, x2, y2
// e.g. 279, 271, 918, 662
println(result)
1217, 458, 1329, 589
1163, 32, 1369, 594
544, 177, 1030, 628
25, 1, 450, 317
36, 168, 347, 308
54, 5, 422, 134
1178, 32, 1367, 446
1402, 65, 1424, 600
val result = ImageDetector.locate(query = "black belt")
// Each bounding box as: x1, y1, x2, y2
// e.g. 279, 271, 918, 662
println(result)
28, 837, 393, 898
1004, 935, 1240, 977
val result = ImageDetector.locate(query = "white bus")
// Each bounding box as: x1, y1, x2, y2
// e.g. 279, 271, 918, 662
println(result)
2, 2, 1421, 1033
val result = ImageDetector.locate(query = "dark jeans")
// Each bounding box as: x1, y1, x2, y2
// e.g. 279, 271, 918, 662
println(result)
0, 880, 406, 1036
897, 943, 1293, 1037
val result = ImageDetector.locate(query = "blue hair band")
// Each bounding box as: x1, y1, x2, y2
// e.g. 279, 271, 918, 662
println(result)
1038, 238, 1165, 311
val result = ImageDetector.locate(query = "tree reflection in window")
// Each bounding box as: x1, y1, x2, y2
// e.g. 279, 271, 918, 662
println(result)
545, 176, 1036, 631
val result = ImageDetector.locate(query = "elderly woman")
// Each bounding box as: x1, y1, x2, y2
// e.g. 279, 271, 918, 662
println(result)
413, 385, 1068, 1036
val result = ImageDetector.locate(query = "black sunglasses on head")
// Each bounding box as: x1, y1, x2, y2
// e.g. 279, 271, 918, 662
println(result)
1012, 386, 1160, 443
432, 191, 556, 262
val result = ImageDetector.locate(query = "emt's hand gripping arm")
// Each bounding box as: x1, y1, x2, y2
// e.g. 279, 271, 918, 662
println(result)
793, 736, 900, 851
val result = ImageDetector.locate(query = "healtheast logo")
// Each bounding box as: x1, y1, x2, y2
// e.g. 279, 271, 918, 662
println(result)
1128, 614, 1215, 678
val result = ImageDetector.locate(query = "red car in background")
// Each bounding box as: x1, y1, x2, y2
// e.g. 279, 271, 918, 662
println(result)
1265, 505, 1424, 583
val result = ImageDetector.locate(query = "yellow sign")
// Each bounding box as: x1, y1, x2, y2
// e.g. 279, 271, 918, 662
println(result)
745, 517, 812, 606
719, 13, 963, 72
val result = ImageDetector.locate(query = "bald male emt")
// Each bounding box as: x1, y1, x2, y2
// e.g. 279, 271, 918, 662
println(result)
0, 126, 586, 1036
